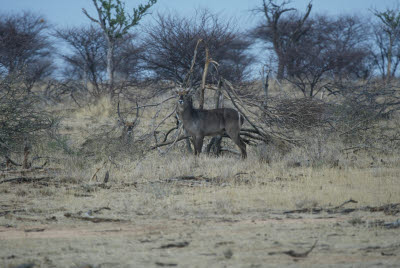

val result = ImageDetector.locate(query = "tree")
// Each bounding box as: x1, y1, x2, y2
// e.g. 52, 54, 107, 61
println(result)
284, 15, 371, 98
372, 7, 400, 81
82, 0, 157, 98
55, 26, 144, 99
54, 26, 106, 97
252, 0, 312, 80
143, 10, 253, 86
0, 11, 53, 92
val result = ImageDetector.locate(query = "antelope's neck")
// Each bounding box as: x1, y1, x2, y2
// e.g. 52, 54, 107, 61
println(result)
179, 106, 196, 122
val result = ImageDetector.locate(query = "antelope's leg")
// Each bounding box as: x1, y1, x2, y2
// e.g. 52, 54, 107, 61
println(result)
193, 136, 204, 155
226, 131, 247, 159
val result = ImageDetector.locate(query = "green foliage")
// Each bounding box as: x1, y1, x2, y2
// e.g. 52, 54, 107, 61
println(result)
95, 0, 157, 39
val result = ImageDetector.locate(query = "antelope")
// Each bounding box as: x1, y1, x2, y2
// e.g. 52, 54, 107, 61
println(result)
175, 87, 247, 159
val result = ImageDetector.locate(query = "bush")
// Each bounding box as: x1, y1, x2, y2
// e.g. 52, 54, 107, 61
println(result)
0, 75, 57, 161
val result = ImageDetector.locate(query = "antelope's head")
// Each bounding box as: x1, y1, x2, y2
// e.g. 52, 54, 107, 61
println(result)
175, 86, 193, 113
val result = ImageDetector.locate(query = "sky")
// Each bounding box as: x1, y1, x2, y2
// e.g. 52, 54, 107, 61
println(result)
1, 0, 399, 30
2, 0, 399, 76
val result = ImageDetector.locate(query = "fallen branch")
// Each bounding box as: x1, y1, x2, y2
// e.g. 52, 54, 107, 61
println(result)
155, 262, 178, 267
220, 148, 240, 155
334, 198, 358, 209
4, 156, 21, 167
384, 219, 400, 229
282, 240, 318, 258
283, 202, 400, 215
25, 228, 45, 233
159, 241, 190, 249
222, 79, 270, 142
0, 209, 26, 217
0, 176, 53, 184
64, 212, 128, 223
269, 240, 318, 258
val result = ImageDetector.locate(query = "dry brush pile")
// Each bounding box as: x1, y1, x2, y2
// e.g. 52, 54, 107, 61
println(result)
2, 69, 400, 183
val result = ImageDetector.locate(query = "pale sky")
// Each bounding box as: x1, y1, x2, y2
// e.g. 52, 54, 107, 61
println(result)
1, 0, 399, 29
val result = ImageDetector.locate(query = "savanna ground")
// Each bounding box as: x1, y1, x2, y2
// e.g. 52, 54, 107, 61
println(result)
1, 87, 400, 268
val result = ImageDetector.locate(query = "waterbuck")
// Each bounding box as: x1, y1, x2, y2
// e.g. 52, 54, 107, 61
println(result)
176, 87, 247, 159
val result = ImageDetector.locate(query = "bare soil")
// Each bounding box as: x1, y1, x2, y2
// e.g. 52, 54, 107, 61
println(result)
1, 175, 400, 268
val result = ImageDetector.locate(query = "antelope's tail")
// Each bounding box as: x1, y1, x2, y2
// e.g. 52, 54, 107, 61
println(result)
238, 111, 244, 127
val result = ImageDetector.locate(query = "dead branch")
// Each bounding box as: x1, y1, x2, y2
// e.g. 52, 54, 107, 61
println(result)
283, 202, 400, 215
282, 240, 318, 258
151, 135, 189, 150
199, 46, 210, 109
0, 176, 54, 184
334, 198, 358, 209
220, 148, 241, 155
4, 156, 22, 167
90, 167, 102, 182
152, 107, 177, 134
159, 241, 190, 249
163, 126, 179, 142
240, 131, 268, 142
222, 78, 270, 142
183, 39, 203, 87
135, 96, 175, 109
162, 124, 184, 154
64, 212, 128, 223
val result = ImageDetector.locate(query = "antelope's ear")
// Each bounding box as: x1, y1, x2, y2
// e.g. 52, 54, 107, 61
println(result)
187, 87, 195, 96
174, 86, 182, 95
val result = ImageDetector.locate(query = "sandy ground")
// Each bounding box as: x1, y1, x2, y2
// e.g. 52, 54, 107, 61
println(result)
1, 179, 400, 268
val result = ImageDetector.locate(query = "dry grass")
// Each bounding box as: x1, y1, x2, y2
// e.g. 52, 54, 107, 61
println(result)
1, 86, 400, 267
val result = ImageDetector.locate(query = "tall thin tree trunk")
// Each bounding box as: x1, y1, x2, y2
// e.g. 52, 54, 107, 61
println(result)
387, 36, 393, 83
106, 40, 115, 98
23, 140, 31, 169
262, 67, 270, 108
277, 57, 285, 81
83, 58, 88, 92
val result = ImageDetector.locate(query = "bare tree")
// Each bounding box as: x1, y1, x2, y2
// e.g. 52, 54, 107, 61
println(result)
283, 15, 371, 98
372, 6, 400, 80
54, 26, 106, 97
252, 0, 312, 80
143, 10, 253, 86
55, 26, 144, 99
0, 11, 53, 92
113, 32, 146, 81
82, 0, 157, 98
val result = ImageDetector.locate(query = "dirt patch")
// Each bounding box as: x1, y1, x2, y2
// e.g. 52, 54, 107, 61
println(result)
1, 160, 400, 267
1, 209, 400, 267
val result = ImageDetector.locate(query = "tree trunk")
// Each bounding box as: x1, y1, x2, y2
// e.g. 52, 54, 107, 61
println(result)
83, 59, 88, 92
23, 141, 31, 169
106, 40, 115, 98
387, 35, 393, 83
262, 68, 270, 108
277, 57, 285, 81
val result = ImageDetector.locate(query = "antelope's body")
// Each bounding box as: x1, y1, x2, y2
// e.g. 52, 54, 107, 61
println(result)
176, 88, 247, 159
